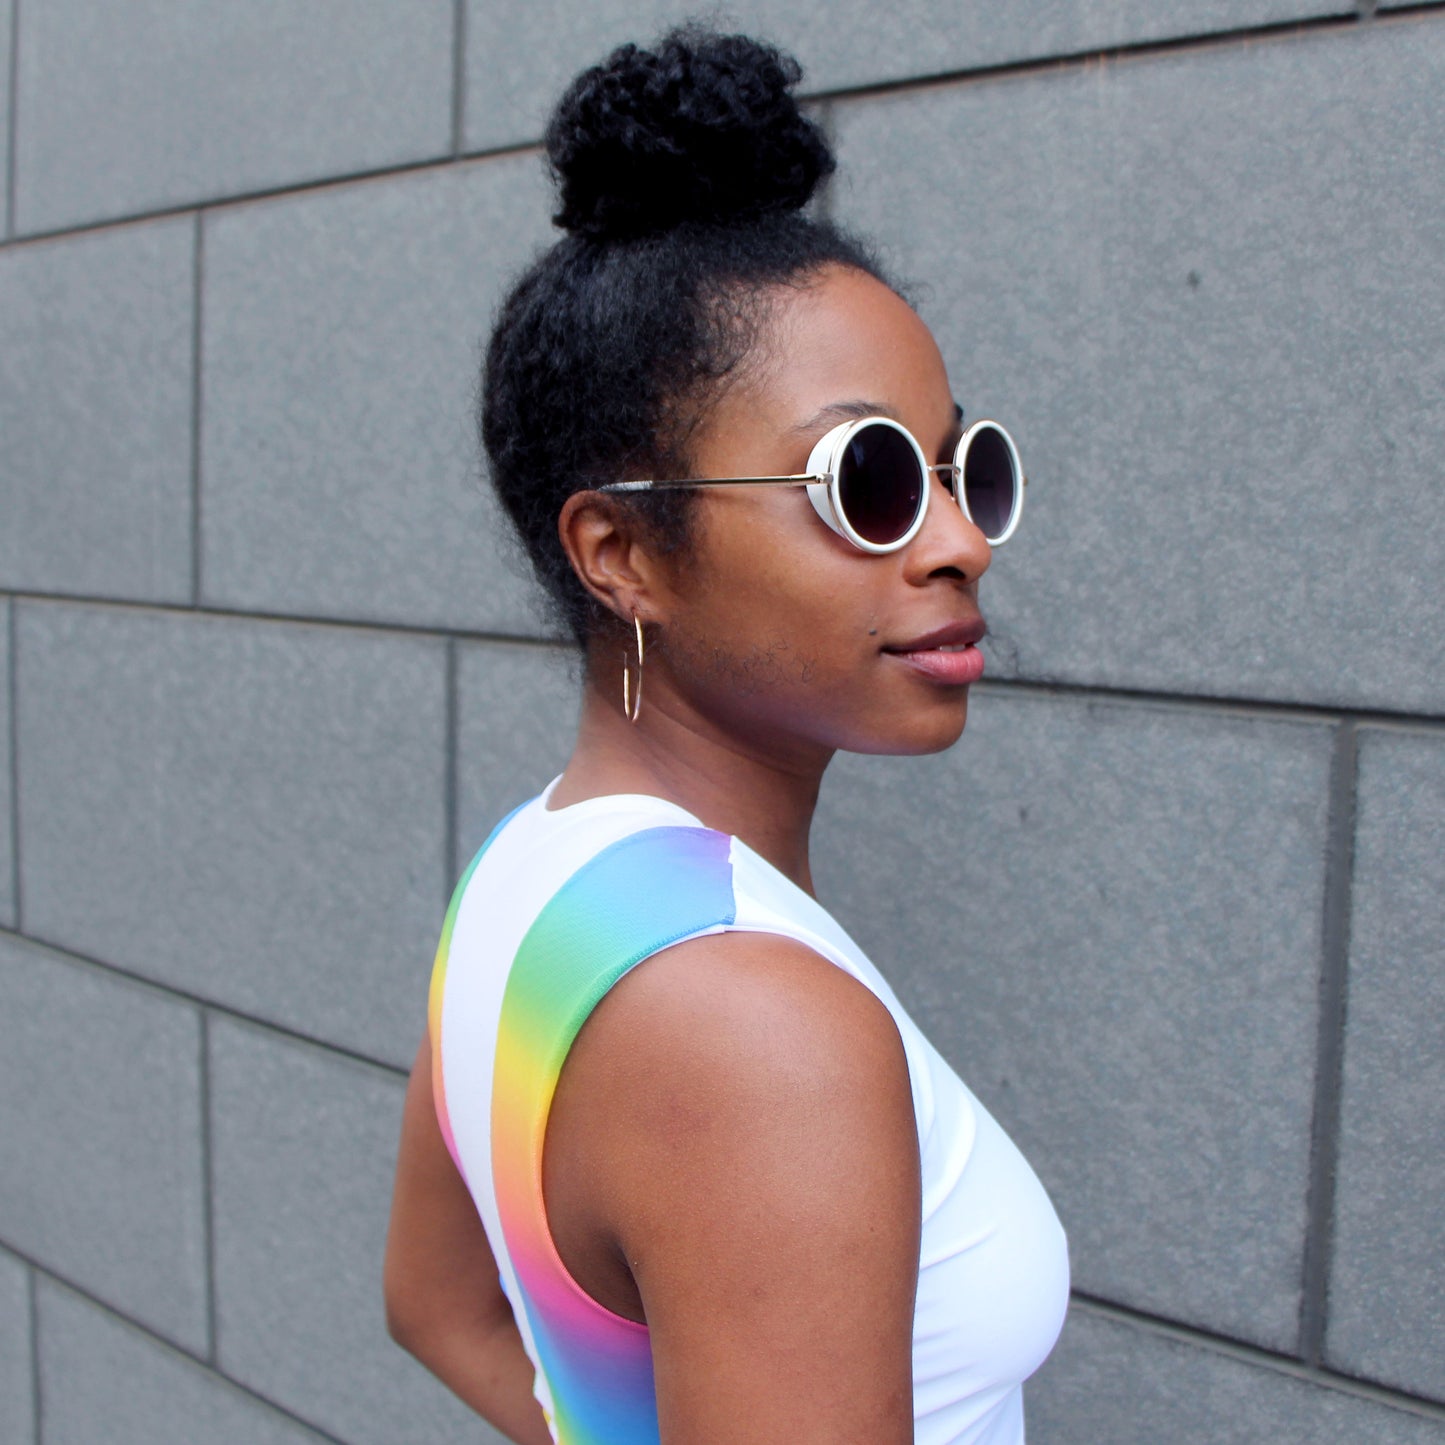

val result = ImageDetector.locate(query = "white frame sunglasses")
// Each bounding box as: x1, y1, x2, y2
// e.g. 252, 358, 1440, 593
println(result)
598, 415, 1026, 553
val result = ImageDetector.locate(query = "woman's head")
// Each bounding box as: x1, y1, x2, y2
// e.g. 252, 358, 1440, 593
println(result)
594, 261, 994, 760
481, 26, 889, 648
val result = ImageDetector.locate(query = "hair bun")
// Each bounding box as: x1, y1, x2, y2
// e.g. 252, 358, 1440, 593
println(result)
545, 27, 834, 240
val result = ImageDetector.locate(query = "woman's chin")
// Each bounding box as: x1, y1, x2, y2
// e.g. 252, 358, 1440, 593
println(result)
844, 702, 971, 758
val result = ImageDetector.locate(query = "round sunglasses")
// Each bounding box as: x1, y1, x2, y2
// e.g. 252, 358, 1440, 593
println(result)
599, 415, 1025, 554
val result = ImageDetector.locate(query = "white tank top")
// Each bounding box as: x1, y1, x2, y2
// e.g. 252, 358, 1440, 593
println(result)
430, 784, 1070, 1444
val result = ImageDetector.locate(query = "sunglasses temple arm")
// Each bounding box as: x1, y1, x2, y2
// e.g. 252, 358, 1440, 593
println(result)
599, 474, 825, 493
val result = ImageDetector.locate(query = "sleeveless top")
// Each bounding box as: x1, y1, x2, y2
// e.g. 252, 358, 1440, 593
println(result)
429, 784, 1070, 1445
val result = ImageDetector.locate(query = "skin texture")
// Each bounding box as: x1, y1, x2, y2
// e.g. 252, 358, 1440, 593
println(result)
385, 264, 995, 1443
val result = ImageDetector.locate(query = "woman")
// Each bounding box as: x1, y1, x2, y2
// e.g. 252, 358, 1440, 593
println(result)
385, 27, 1068, 1445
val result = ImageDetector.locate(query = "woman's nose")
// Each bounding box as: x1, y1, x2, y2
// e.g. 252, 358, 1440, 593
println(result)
907, 472, 993, 584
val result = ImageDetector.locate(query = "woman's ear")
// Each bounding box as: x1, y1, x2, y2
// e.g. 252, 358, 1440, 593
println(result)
557, 491, 673, 625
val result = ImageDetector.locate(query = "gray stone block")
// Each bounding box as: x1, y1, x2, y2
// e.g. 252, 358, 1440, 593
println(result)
15, 602, 446, 1068
1029, 1305, 1445, 1444
210, 1019, 506, 1445
1327, 728, 1445, 1401
462, 0, 1346, 151
0, 1248, 33, 1445
36, 1280, 332, 1445
837, 21, 1445, 712
12, 0, 452, 233
0, 933, 207, 1351
813, 690, 1334, 1349
200, 156, 557, 634
1, 599, 13, 928
0, 219, 194, 603
455, 641, 579, 867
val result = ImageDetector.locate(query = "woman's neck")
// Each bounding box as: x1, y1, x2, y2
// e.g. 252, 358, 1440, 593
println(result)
549, 675, 830, 895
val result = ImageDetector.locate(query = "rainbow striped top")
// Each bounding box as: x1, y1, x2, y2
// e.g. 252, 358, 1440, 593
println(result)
429, 785, 1069, 1445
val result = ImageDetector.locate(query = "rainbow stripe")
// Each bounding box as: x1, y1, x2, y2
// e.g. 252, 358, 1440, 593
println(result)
440, 821, 738, 1443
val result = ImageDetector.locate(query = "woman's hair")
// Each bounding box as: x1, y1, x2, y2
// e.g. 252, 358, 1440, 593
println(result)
481, 25, 891, 647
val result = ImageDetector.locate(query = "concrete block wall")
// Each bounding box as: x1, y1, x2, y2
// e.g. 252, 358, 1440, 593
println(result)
1, 4, 1441, 1441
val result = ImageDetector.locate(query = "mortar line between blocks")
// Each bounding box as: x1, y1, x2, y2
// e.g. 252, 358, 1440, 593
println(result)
813, 100, 836, 225
1071, 1290, 1445, 1419
27, 1260, 40, 1445
4, 0, 19, 238
1, 9, 1405, 245
8, 590, 1445, 728
5, 1257, 352, 1445
0, 923, 410, 1077
445, 637, 459, 898
811, 10, 1364, 107
199, 1008, 219, 1364
1299, 719, 1359, 1364
8, 600, 22, 932
0, 147, 493, 247
450, 0, 467, 156
190, 211, 205, 606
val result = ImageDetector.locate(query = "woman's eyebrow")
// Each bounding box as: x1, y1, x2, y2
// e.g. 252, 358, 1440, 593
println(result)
789, 399, 898, 434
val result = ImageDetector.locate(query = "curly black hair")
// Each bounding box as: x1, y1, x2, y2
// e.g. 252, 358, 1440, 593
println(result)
481, 26, 892, 648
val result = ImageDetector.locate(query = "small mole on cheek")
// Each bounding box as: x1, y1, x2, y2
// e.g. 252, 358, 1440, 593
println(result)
868, 628, 878, 637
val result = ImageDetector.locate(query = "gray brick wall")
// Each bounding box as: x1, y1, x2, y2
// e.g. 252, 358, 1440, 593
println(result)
2, 5, 1441, 1442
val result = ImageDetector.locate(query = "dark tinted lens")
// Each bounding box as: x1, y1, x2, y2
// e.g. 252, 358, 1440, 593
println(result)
836, 424, 924, 545
963, 426, 1017, 541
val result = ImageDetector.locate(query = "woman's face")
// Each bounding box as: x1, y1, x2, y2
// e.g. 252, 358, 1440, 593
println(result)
652, 264, 995, 766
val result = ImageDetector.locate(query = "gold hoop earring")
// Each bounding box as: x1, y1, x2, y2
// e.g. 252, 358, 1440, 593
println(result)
622, 614, 644, 724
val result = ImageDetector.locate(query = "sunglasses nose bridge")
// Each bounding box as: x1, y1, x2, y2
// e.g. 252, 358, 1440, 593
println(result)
923, 463, 992, 547
928, 462, 960, 503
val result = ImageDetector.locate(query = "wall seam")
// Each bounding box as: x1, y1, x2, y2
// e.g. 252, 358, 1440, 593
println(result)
4, 7, 1424, 241
444, 637, 459, 898
984, 680, 1444, 730
811, 10, 1365, 106
1298, 720, 1359, 1364
4, 0, 18, 238
189, 211, 205, 606
199, 1008, 219, 1364
8, 1258, 351, 1444
812, 100, 836, 224
450, 0, 467, 156
1071, 1291, 1445, 1419
6, 592, 1444, 729
0, 148, 539, 246
0, 924, 411, 1077
27, 1261, 40, 1445
7, 600, 22, 932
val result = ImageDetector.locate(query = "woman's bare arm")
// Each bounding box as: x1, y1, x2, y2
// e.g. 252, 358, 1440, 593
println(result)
546, 932, 922, 1445
384, 1033, 553, 1445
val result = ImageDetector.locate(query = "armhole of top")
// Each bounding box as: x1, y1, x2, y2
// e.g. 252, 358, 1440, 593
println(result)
490, 825, 740, 1330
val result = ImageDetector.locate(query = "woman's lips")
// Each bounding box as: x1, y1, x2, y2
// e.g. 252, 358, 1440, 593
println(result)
882, 620, 987, 686
886, 643, 985, 685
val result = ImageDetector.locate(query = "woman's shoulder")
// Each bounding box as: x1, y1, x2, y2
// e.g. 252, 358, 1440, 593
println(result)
579, 926, 908, 1098
550, 924, 919, 1258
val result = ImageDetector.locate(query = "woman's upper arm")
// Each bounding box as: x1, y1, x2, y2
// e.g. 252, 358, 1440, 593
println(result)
384, 1030, 508, 1345
551, 932, 921, 1445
